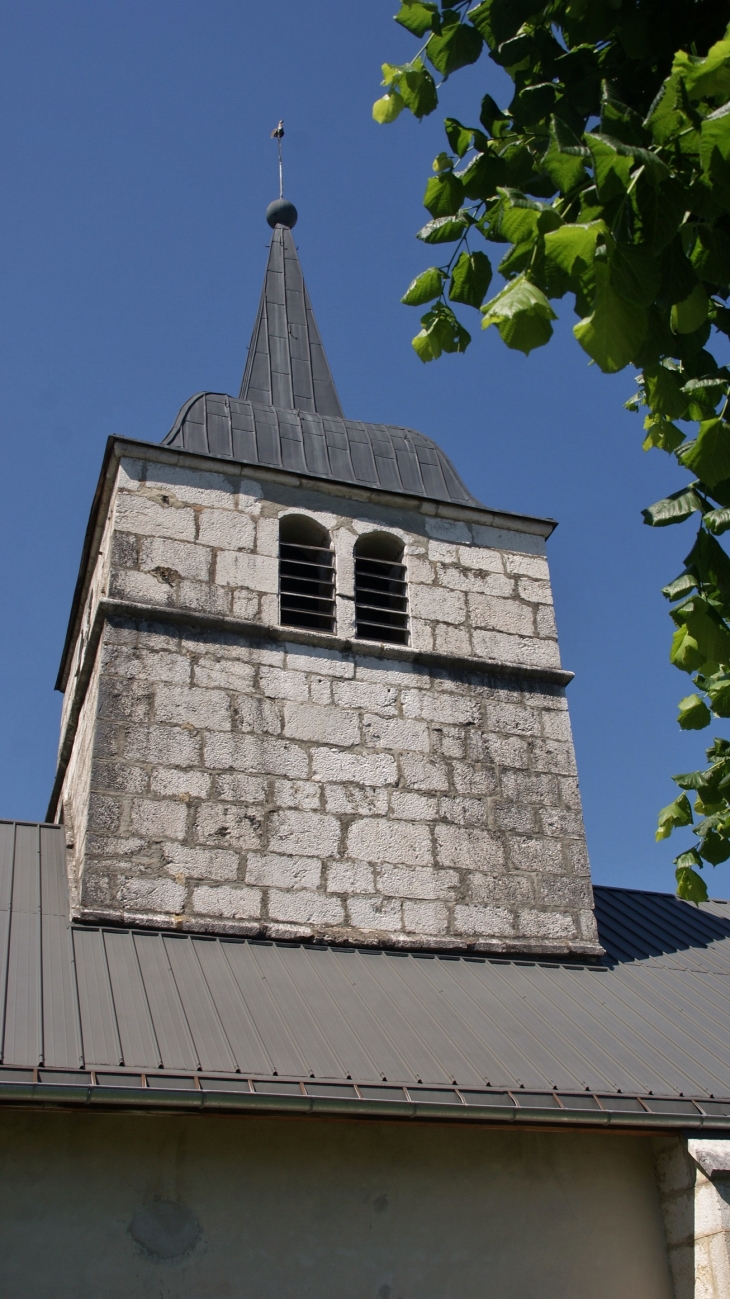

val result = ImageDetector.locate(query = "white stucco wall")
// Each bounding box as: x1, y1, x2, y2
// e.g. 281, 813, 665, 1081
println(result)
0, 1110, 673, 1299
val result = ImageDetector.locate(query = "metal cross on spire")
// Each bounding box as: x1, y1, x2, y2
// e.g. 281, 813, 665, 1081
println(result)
271, 119, 285, 200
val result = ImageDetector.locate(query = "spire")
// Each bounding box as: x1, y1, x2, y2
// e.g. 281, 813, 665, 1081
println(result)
239, 210, 344, 418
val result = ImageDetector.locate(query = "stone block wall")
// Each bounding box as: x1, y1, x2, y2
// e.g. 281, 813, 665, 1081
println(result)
54, 446, 600, 956
102, 456, 561, 670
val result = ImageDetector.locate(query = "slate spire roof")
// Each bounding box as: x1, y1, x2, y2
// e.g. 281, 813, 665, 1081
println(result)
239, 224, 344, 418
162, 212, 484, 508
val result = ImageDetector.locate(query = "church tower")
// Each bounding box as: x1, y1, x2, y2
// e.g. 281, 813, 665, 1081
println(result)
49, 197, 601, 958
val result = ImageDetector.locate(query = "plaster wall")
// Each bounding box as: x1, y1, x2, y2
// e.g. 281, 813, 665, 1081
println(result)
0, 1109, 674, 1299
56, 452, 598, 954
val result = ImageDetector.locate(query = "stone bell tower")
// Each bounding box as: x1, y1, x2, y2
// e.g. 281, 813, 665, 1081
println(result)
49, 196, 601, 958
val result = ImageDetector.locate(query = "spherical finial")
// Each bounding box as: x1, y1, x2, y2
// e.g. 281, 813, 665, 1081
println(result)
266, 198, 298, 229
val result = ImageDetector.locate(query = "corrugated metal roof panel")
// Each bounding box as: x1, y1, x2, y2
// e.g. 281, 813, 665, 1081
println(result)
3, 824, 43, 1066
1, 825, 730, 1115
73, 927, 122, 1067
101, 930, 161, 1069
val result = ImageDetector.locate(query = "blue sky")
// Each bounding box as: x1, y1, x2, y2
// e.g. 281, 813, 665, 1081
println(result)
0, 1, 718, 894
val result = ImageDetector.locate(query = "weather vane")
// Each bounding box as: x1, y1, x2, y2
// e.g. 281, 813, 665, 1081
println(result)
271, 119, 285, 200
265, 120, 297, 230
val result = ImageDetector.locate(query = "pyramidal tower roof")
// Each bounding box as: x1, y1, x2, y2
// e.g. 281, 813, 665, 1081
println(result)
162, 202, 482, 509
239, 223, 344, 417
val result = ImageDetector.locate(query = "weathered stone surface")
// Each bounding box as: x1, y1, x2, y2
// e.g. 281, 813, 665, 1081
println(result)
55, 452, 599, 955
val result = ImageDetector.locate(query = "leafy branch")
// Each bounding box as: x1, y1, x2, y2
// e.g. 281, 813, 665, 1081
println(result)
374, 0, 730, 901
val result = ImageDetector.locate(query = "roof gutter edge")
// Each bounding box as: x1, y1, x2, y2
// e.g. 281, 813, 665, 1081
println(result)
0, 1084, 727, 1134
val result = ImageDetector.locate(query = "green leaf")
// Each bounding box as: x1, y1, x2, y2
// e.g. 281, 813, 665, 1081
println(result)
444, 117, 475, 158
395, 0, 440, 37
656, 792, 693, 840
662, 237, 699, 307
690, 226, 730, 287
610, 245, 661, 308
373, 92, 405, 124
494, 192, 543, 245
679, 419, 730, 487
683, 528, 730, 601
600, 83, 648, 148
631, 174, 684, 254
543, 222, 604, 277
491, 31, 532, 71
401, 59, 439, 119
481, 275, 557, 354
643, 364, 689, 420
674, 767, 721, 793
704, 672, 730, 715
705, 475, 730, 508
645, 73, 684, 147
417, 214, 470, 243
423, 171, 463, 217
662, 572, 697, 601
670, 623, 707, 672
700, 106, 730, 204
382, 59, 438, 120
479, 92, 508, 135
432, 151, 454, 174
671, 284, 709, 335
675, 861, 708, 904
457, 151, 506, 200
542, 136, 588, 195
642, 416, 685, 453
467, 0, 543, 47
673, 38, 730, 102
427, 18, 483, 78
412, 302, 471, 362
573, 265, 647, 373
669, 599, 730, 672
586, 134, 633, 202
704, 506, 730, 536
401, 267, 446, 306
683, 375, 725, 422
448, 250, 492, 307
510, 82, 556, 128
643, 486, 704, 527
698, 827, 730, 865
677, 694, 712, 730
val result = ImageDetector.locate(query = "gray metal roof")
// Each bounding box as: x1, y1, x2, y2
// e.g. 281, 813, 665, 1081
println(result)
160, 222, 483, 509
240, 225, 343, 416
162, 394, 483, 507
2, 821, 730, 1127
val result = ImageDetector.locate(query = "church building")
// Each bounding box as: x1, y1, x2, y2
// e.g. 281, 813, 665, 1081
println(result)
0, 195, 729, 1298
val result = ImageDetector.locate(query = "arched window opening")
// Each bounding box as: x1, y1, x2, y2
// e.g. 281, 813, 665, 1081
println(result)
279, 516, 335, 633
354, 533, 408, 645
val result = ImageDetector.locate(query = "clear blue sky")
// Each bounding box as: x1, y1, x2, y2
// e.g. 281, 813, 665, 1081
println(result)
0, 1, 719, 894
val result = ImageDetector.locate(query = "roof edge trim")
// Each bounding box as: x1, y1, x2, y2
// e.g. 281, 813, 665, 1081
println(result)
133, 430, 558, 536
0, 1077, 727, 1133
